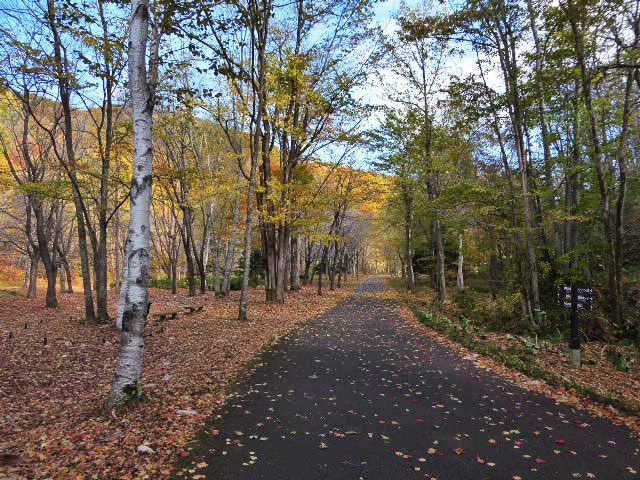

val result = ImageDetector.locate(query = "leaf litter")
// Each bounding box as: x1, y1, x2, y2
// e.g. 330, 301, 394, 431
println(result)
0, 282, 356, 478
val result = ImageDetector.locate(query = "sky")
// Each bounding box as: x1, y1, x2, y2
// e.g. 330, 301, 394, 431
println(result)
344, 0, 501, 169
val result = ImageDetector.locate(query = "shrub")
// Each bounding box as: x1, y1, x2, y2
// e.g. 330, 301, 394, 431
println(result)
452, 291, 476, 314
150, 277, 173, 289
229, 275, 243, 291
607, 349, 635, 372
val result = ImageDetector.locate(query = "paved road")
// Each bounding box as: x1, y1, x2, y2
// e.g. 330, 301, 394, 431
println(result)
182, 277, 640, 479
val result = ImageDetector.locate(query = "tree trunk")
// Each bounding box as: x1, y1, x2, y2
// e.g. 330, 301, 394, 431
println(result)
404, 191, 415, 292
317, 244, 328, 296
171, 260, 178, 294
239, 154, 259, 318
486, 7, 540, 317
27, 252, 39, 298
108, 0, 155, 408
34, 207, 58, 308
195, 240, 207, 294
434, 219, 446, 303
290, 234, 301, 291
212, 233, 221, 294
527, 0, 562, 261
238, 178, 257, 320
329, 242, 337, 291
178, 207, 197, 297
476, 43, 532, 319
567, 0, 622, 327
263, 226, 278, 302
239, 0, 269, 318
114, 209, 122, 287
337, 248, 344, 288
275, 224, 289, 302
96, 228, 109, 321
457, 233, 464, 292
223, 182, 242, 295
317, 262, 324, 295
302, 238, 314, 285
59, 267, 67, 293
64, 258, 73, 293
284, 233, 291, 292
46, 0, 96, 321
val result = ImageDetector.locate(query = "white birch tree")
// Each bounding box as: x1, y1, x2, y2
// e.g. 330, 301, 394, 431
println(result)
107, 0, 158, 408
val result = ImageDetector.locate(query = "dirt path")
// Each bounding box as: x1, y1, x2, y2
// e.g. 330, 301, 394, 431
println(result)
179, 276, 640, 479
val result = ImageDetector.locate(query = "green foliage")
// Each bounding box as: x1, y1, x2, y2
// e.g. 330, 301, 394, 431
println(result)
495, 294, 519, 325
150, 273, 257, 291
452, 291, 476, 313
521, 337, 540, 356
150, 277, 174, 289
522, 321, 541, 338
229, 275, 243, 291
452, 290, 507, 328
460, 315, 475, 334
546, 328, 567, 345
607, 349, 635, 372
237, 249, 264, 288
123, 381, 144, 400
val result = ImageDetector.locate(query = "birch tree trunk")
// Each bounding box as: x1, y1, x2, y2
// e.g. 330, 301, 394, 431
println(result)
404, 188, 415, 292
433, 219, 446, 302
457, 233, 464, 292
108, 0, 154, 408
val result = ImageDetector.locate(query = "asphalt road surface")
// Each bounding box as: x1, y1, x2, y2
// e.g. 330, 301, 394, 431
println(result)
180, 276, 640, 479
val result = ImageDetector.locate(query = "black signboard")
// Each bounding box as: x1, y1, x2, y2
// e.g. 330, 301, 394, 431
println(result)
559, 285, 594, 361
560, 286, 593, 310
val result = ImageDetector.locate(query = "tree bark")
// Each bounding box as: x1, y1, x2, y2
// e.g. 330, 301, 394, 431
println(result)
566, 0, 623, 327
60, 265, 68, 292
457, 233, 464, 293
240, 0, 270, 319
64, 257, 73, 293
433, 219, 446, 303
46, 0, 96, 321
223, 178, 242, 295
403, 185, 415, 292
290, 234, 301, 291
27, 249, 39, 299
212, 233, 221, 294
108, 0, 155, 408
275, 224, 289, 302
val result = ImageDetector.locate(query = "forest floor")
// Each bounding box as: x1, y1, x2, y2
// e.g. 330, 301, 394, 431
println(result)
177, 276, 640, 479
385, 278, 640, 432
0, 277, 359, 479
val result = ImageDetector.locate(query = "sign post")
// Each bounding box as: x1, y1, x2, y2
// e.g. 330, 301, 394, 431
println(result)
569, 284, 580, 366
560, 285, 593, 367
